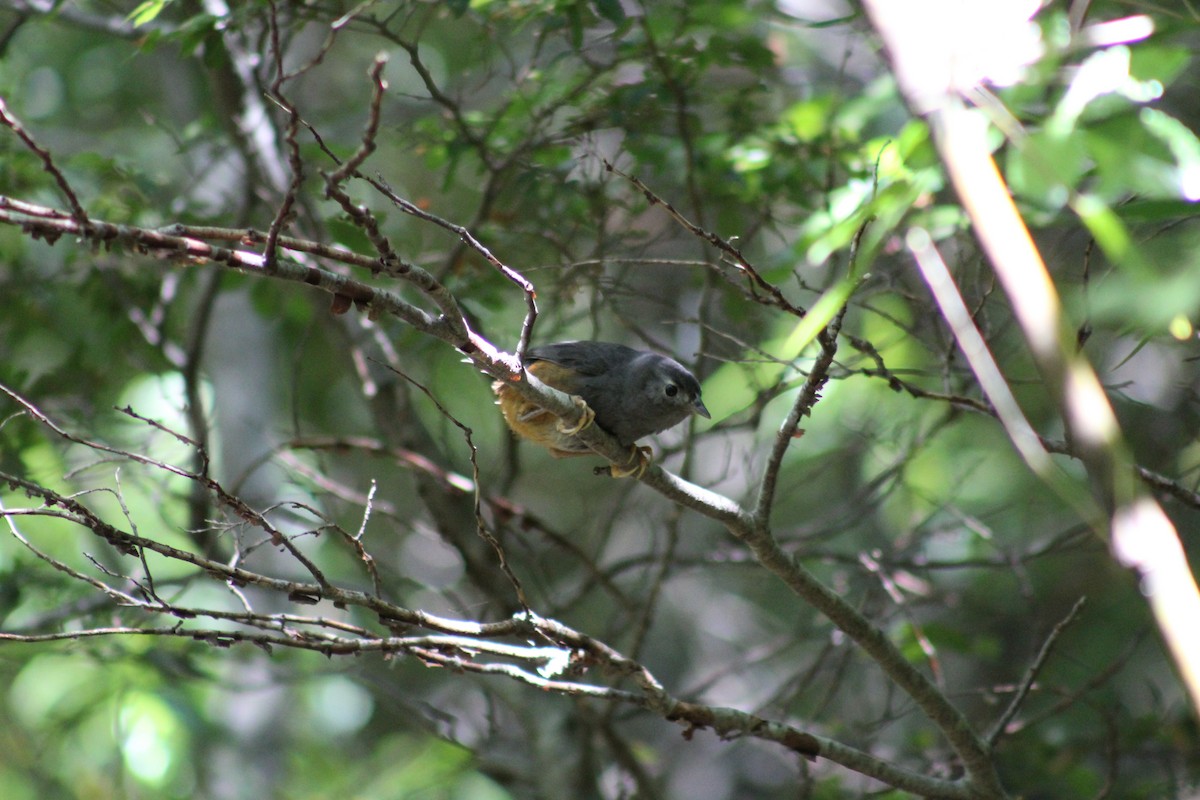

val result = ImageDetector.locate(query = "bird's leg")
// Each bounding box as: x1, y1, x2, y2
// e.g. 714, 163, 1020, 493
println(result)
556, 395, 595, 436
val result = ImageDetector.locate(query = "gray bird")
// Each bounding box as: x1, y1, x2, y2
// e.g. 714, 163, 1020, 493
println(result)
493, 341, 710, 477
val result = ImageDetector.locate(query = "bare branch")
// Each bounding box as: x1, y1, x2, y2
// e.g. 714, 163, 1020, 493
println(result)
0, 96, 90, 229
321, 56, 399, 266
987, 596, 1088, 745
262, 0, 308, 272
753, 303, 847, 527
366, 178, 539, 360
603, 159, 806, 318
383, 362, 531, 612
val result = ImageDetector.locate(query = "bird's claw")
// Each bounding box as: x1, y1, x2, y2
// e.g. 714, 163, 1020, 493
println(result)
607, 445, 653, 479
556, 396, 595, 436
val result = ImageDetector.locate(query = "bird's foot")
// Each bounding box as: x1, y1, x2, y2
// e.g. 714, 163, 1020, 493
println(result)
556, 396, 595, 436
606, 445, 653, 479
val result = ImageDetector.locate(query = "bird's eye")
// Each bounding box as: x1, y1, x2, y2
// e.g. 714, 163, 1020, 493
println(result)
664, 383, 679, 397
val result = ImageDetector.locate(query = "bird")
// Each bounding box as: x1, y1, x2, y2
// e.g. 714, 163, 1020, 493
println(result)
493, 341, 710, 477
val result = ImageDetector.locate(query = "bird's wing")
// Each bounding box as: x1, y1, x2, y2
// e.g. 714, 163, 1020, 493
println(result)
525, 342, 632, 378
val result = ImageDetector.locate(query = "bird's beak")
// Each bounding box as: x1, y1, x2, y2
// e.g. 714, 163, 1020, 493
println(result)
693, 398, 711, 419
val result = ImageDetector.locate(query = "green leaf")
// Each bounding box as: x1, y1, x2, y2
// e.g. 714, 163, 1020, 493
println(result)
1072, 193, 1140, 271
1129, 44, 1191, 87
591, 0, 626, 25
1111, 198, 1200, 223
702, 275, 863, 421
726, 140, 771, 173
708, 34, 775, 70
1139, 108, 1200, 201
127, 0, 169, 27
782, 97, 831, 143
326, 217, 377, 255
1006, 128, 1089, 211
1085, 114, 1177, 200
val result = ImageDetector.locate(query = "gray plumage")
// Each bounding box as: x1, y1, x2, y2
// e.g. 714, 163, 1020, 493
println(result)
524, 341, 709, 448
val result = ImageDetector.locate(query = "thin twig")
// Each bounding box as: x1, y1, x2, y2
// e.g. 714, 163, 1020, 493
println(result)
753, 303, 847, 527
603, 159, 806, 318
366, 176, 539, 360
382, 361, 531, 612
321, 55, 398, 265
0, 97, 90, 229
262, 0, 306, 273
987, 596, 1087, 745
